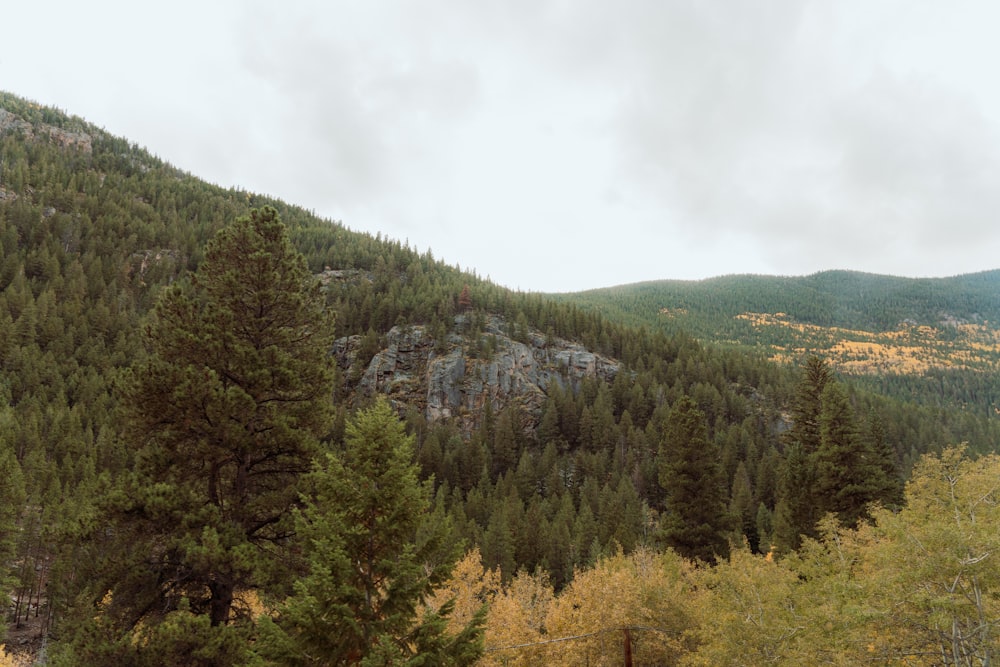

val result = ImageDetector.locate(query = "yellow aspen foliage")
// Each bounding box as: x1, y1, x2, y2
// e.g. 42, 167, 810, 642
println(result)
473, 447, 1000, 666
540, 548, 696, 666
0, 646, 32, 667
424, 548, 500, 636
860, 447, 1000, 663
234, 589, 268, 619
478, 569, 555, 666
683, 546, 807, 665
782, 517, 884, 665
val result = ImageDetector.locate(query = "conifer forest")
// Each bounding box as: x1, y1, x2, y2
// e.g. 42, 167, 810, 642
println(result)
3, 93, 1000, 665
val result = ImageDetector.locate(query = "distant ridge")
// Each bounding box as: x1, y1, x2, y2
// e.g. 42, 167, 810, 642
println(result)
558, 269, 1000, 332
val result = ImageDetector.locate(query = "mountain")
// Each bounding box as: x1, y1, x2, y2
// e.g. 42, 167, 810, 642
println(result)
560, 270, 1000, 331
552, 270, 1000, 416
3, 91, 1000, 661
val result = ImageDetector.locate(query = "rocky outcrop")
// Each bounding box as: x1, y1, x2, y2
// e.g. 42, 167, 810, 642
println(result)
332, 315, 620, 432
0, 108, 30, 135
318, 268, 373, 286
0, 108, 93, 154
124, 249, 182, 287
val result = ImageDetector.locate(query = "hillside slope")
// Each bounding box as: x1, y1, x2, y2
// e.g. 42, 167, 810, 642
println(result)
554, 270, 1000, 414
3, 91, 1000, 659
563, 270, 1000, 332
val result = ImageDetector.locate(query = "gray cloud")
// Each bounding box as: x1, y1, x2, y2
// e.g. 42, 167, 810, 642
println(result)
566, 2, 1000, 277
228, 2, 484, 236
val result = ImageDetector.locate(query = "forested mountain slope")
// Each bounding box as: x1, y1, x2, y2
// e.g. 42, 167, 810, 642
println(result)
554, 271, 1000, 417
2, 91, 1000, 663
560, 270, 1000, 331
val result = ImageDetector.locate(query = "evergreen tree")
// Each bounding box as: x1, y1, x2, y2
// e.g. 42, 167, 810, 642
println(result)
657, 396, 730, 563
457, 284, 473, 312
59, 207, 336, 663
490, 405, 520, 477
863, 408, 904, 510
0, 442, 26, 627
257, 397, 483, 665
729, 461, 759, 552
754, 502, 774, 552
772, 442, 814, 556
773, 356, 833, 554
812, 382, 868, 525
813, 385, 903, 527
788, 355, 833, 455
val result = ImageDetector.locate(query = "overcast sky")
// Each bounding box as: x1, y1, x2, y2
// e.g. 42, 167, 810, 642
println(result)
4, 1, 1000, 292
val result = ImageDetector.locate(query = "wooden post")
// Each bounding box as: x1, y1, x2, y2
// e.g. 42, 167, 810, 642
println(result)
623, 626, 633, 667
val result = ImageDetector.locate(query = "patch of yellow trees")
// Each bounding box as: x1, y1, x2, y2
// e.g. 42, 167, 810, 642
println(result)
430, 445, 1000, 665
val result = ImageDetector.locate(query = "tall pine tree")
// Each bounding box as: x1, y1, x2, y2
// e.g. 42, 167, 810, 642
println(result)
813, 383, 903, 527
774, 357, 901, 555
657, 395, 730, 563
773, 356, 832, 554
59, 207, 336, 664
0, 442, 26, 628
789, 355, 833, 455
812, 382, 867, 525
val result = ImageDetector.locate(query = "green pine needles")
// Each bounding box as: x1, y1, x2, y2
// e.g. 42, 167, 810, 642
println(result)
55, 208, 480, 665
256, 397, 484, 665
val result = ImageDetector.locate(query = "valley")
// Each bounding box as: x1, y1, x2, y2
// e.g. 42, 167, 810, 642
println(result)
3, 91, 1000, 665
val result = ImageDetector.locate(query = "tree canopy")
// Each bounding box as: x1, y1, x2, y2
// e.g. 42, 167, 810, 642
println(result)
57, 207, 336, 664
256, 397, 484, 665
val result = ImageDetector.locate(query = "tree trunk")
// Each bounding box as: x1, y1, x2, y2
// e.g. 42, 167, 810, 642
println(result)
209, 577, 234, 627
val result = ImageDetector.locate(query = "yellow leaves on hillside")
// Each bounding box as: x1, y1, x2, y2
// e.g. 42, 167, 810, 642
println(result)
455, 447, 1000, 665
472, 549, 695, 666
737, 312, 805, 330
0, 646, 31, 667
828, 339, 938, 374
737, 312, 1000, 375
683, 548, 806, 666
424, 548, 501, 637
544, 550, 694, 666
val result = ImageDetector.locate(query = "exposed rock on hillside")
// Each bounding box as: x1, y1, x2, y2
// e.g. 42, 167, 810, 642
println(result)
318, 268, 372, 285
0, 107, 93, 154
332, 315, 620, 432
0, 108, 30, 135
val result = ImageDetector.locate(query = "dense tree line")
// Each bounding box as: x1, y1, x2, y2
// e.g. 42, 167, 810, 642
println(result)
453, 445, 1000, 665
560, 270, 1000, 334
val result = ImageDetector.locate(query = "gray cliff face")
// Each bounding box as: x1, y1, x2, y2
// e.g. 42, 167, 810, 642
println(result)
332, 315, 620, 432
